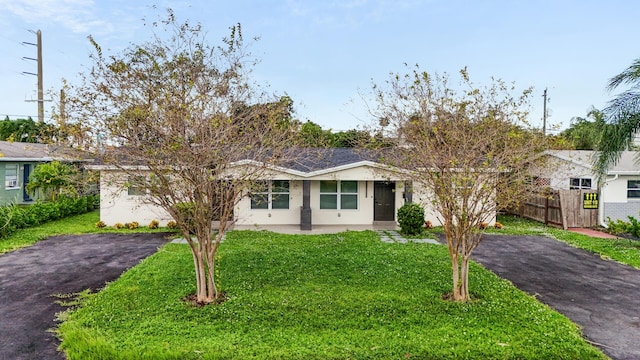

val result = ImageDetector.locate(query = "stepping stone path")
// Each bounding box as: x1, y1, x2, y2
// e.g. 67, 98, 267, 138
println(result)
171, 233, 226, 244
377, 230, 440, 245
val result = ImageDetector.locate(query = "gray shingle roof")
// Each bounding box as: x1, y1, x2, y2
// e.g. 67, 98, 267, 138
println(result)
282, 148, 382, 172
0, 141, 89, 162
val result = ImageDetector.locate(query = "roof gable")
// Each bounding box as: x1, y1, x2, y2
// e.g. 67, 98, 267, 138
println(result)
544, 150, 640, 175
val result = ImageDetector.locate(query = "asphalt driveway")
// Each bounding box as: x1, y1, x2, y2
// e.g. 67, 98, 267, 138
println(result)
0, 233, 169, 360
471, 234, 640, 360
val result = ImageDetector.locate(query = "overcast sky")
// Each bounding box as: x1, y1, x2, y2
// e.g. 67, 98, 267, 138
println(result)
0, 0, 638, 133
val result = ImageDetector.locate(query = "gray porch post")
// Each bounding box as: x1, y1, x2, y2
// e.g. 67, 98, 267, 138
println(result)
300, 180, 312, 230
404, 181, 413, 203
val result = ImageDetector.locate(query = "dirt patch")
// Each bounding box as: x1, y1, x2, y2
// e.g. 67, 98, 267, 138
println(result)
0, 233, 169, 360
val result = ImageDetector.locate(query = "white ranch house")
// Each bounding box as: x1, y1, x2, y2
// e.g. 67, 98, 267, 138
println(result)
91, 148, 496, 230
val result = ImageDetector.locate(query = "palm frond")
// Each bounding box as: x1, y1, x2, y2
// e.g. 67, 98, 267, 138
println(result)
595, 90, 640, 180
607, 58, 640, 92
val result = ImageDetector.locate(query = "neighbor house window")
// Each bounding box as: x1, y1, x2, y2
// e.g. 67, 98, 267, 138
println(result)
250, 180, 290, 209
4, 164, 18, 189
127, 176, 146, 196
570, 178, 592, 190
628, 180, 640, 199
320, 180, 358, 210
532, 176, 550, 187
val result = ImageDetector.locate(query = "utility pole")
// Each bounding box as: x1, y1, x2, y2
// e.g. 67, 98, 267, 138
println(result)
542, 88, 548, 135
23, 29, 47, 123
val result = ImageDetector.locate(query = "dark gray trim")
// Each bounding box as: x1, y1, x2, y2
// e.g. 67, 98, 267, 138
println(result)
300, 180, 312, 230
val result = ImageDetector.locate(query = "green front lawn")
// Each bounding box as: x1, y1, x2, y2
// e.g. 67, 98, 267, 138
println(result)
58, 230, 605, 359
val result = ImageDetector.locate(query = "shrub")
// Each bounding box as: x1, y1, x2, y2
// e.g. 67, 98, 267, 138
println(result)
95, 221, 106, 228
628, 216, 640, 238
148, 220, 159, 229
126, 221, 139, 230
397, 203, 425, 235
114, 223, 124, 229
606, 217, 629, 235
0, 195, 97, 240
166, 221, 178, 229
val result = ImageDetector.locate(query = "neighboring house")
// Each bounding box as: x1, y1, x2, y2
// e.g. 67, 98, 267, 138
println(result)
91, 148, 497, 230
0, 141, 88, 205
533, 150, 640, 225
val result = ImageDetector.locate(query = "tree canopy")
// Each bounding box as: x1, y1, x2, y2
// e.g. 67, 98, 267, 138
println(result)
558, 108, 607, 150
0, 117, 56, 143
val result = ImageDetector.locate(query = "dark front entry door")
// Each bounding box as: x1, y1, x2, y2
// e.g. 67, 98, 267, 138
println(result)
374, 181, 395, 221
22, 164, 32, 202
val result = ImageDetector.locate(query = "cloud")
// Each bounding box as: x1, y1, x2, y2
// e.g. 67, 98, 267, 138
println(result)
0, 0, 116, 34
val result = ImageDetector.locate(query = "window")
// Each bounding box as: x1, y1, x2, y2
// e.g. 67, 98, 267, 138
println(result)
4, 164, 18, 189
628, 180, 640, 199
569, 178, 592, 190
250, 180, 290, 209
127, 176, 146, 196
320, 180, 358, 210
531, 176, 550, 187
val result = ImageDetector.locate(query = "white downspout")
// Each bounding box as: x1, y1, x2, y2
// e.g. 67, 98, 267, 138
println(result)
599, 174, 619, 227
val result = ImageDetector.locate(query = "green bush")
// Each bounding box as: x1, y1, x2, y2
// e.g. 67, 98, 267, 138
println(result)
0, 195, 98, 239
397, 203, 425, 235
605, 217, 623, 235
628, 216, 640, 238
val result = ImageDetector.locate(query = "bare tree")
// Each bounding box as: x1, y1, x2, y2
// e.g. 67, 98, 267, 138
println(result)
371, 65, 544, 302
62, 10, 296, 304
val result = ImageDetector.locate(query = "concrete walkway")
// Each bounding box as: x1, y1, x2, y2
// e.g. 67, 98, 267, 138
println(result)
569, 227, 620, 239
377, 230, 440, 244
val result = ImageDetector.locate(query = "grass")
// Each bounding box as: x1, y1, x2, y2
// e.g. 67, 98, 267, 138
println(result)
57, 230, 606, 359
0, 211, 174, 255
486, 214, 640, 269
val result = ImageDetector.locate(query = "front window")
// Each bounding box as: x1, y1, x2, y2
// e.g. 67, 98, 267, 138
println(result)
127, 176, 146, 196
628, 180, 640, 199
570, 178, 591, 190
5, 164, 18, 189
320, 180, 358, 210
250, 180, 290, 209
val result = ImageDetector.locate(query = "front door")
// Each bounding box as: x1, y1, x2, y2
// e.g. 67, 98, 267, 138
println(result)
374, 181, 395, 221
22, 164, 32, 202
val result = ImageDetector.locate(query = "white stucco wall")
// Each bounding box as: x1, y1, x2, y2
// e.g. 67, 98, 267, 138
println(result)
601, 175, 640, 203
97, 164, 493, 228
99, 172, 173, 226
411, 184, 496, 226
532, 156, 594, 190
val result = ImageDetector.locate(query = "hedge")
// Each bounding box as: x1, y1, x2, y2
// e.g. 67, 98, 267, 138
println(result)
0, 195, 99, 239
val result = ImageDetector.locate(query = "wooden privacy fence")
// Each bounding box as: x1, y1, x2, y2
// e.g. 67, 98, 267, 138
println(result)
509, 189, 599, 229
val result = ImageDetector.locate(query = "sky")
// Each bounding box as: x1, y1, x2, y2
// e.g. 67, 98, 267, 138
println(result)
0, 0, 638, 133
